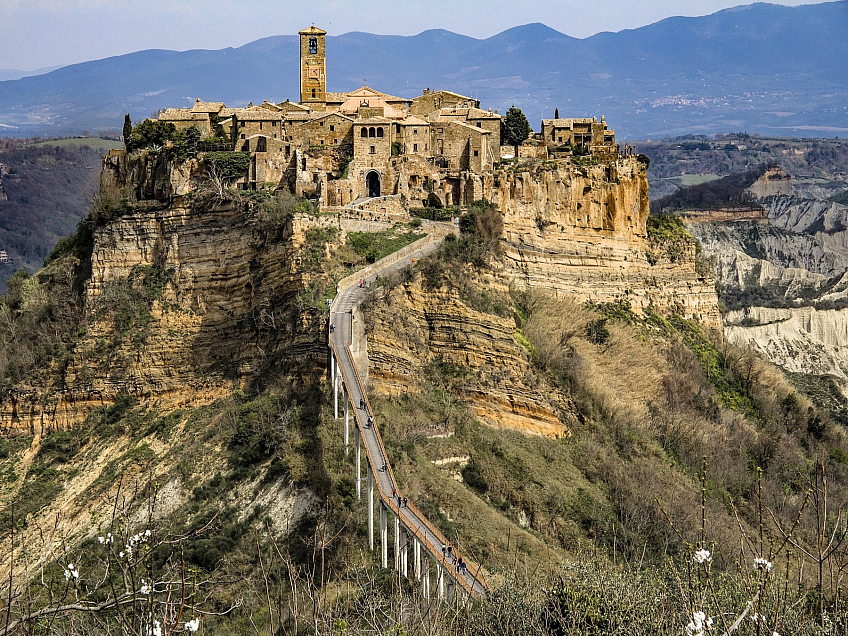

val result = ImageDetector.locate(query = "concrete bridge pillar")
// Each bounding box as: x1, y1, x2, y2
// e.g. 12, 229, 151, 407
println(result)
413, 538, 421, 581
400, 527, 408, 577
333, 356, 339, 419
380, 503, 388, 568
367, 465, 374, 551
437, 562, 445, 599
343, 385, 349, 455
394, 513, 400, 570
355, 428, 361, 500
422, 555, 430, 598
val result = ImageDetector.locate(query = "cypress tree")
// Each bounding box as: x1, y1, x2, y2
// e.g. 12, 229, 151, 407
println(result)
123, 114, 133, 150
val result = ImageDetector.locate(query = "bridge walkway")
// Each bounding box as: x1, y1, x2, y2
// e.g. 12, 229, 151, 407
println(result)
328, 224, 488, 598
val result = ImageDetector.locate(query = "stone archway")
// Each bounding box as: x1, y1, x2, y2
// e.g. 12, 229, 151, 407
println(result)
366, 171, 381, 198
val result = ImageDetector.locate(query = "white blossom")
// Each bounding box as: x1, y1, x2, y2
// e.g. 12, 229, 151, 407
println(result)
139, 579, 151, 595
685, 610, 713, 636
63, 563, 79, 581
98, 532, 114, 545
693, 548, 712, 564
754, 557, 773, 572
185, 617, 201, 632
147, 619, 162, 636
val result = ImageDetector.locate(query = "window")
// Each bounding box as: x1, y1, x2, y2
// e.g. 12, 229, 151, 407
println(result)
311, 88, 316, 98
240, 121, 245, 128
376, 127, 384, 138
395, 124, 401, 134
361, 128, 368, 138
476, 122, 481, 128
274, 133, 277, 138
474, 150, 479, 156
259, 122, 263, 130
334, 138, 338, 144
240, 133, 245, 139
558, 136, 563, 142
320, 121, 324, 126
329, 124, 335, 131
309, 37, 317, 54
370, 145, 376, 154
319, 139, 324, 145
413, 129, 418, 135
413, 143, 418, 152
368, 127, 376, 138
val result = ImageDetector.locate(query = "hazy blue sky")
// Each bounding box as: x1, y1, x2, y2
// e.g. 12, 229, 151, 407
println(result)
0, 0, 831, 70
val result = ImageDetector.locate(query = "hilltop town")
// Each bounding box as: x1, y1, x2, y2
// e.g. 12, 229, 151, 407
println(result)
143, 25, 618, 211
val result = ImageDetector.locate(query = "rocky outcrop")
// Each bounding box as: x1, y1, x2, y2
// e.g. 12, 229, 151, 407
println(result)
1, 154, 335, 433
367, 275, 574, 438
492, 157, 721, 325
726, 305, 848, 381
686, 186, 848, 398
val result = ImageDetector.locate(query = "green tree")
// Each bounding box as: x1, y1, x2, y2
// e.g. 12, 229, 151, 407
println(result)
554, 107, 559, 119
127, 119, 176, 152
122, 114, 132, 149
501, 106, 531, 147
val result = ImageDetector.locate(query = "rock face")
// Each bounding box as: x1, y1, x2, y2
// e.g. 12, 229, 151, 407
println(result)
2, 150, 722, 435
492, 158, 721, 326
686, 181, 848, 398
366, 274, 574, 438
1, 152, 331, 433
725, 306, 848, 380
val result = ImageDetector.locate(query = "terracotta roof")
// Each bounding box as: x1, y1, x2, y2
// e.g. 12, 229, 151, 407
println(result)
345, 85, 411, 103
415, 89, 474, 101
466, 107, 501, 119
307, 111, 354, 123
158, 108, 194, 120
190, 100, 225, 113
234, 109, 284, 121
277, 100, 311, 111
399, 115, 429, 126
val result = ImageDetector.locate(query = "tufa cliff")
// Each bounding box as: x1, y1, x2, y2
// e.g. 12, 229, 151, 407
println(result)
1, 150, 719, 436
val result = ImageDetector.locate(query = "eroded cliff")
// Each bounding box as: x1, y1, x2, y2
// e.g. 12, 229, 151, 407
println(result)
492, 158, 720, 325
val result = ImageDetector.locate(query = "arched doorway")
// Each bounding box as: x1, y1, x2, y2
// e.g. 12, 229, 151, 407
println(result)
366, 171, 381, 198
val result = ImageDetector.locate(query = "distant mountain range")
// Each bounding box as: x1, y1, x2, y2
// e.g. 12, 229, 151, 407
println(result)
0, 1, 846, 139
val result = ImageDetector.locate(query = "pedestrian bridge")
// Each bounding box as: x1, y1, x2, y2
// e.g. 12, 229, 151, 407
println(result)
328, 224, 488, 600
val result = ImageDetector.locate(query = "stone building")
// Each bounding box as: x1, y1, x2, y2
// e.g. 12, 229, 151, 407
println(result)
540, 116, 615, 152
152, 25, 621, 206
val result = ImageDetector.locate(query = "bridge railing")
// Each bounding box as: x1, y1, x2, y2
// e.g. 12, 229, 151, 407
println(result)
328, 335, 486, 597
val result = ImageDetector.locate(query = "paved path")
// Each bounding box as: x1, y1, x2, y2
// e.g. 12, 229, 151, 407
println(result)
329, 225, 488, 598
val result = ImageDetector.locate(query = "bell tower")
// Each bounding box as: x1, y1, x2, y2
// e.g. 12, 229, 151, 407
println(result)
299, 26, 327, 105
